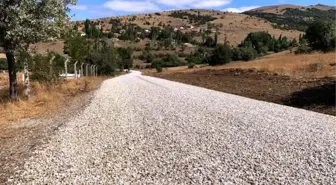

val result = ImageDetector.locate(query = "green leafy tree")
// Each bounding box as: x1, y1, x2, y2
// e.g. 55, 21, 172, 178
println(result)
64, 33, 89, 63
209, 44, 232, 66
305, 21, 336, 52
0, 0, 76, 98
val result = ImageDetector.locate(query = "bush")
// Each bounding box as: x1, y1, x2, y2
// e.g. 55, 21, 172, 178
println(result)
240, 47, 257, 61
30, 53, 65, 82
295, 40, 313, 54
154, 62, 163, 72
0, 58, 8, 70
152, 54, 183, 68
209, 44, 232, 66
188, 63, 195, 68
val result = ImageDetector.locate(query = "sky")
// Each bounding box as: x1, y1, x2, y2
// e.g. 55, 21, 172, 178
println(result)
68, 0, 335, 20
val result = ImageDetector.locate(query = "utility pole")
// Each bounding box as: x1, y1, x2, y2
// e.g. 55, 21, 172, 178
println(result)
64, 59, 69, 80
74, 61, 78, 79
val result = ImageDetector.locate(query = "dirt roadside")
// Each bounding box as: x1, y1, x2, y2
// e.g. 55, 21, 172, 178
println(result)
0, 91, 94, 184
151, 69, 336, 116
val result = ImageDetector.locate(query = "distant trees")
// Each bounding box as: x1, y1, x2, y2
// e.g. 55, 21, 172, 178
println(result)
152, 54, 184, 68
169, 11, 217, 25
305, 21, 336, 52
241, 32, 295, 55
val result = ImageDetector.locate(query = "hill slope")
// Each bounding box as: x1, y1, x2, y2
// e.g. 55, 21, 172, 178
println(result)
244, 4, 336, 31
78, 9, 302, 46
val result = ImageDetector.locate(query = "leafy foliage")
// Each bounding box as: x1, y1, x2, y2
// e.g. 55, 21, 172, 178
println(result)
169, 11, 217, 25
152, 54, 184, 68
209, 44, 232, 66
305, 21, 336, 52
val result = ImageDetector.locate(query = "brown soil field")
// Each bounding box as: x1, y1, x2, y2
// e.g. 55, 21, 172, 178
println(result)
148, 52, 336, 116
152, 69, 335, 116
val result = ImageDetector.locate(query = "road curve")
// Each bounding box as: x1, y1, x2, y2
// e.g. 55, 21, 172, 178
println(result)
11, 71, 336, 184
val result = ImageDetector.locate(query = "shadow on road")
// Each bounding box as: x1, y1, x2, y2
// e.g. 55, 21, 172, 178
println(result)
283, 81, 335, 109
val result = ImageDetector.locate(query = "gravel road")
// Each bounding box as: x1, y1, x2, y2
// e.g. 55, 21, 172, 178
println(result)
10, 71, 336, 184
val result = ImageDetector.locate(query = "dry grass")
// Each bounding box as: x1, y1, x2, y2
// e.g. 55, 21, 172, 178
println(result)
146, 52, 336, 79
219, 52, 336, 78
0, 77, 107, 124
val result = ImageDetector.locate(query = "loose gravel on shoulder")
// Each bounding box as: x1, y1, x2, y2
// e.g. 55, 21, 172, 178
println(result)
10, 71, 336, 184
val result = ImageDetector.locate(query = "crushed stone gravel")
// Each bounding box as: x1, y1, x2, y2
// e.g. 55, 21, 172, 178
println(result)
9, 71, 336, 184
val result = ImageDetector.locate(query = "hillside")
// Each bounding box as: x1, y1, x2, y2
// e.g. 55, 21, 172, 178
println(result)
9, 8, 303, 58
77, 9, 301, 46
245, 4, 336, 31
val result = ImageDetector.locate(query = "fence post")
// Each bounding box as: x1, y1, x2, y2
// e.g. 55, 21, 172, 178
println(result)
64, 59, 69, 79
49, 55, 55, 78
81, 63, 84, 77
86, 64, 89, 77
23, 58, 30, 98
95, 66, 98, 76
74, 61, 78, 79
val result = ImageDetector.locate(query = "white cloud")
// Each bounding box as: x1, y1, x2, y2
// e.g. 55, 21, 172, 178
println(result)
223, 6, 260, 13
104, 0, 160, 12
193, 0, 231, 8
68, 5, 88, 10
155, 0, 231, 8
154, 0, 198, 7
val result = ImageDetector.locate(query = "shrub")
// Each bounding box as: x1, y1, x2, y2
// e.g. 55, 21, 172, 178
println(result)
152, 54, 183, 68
295, 40, 313, 54
0, 58, 8, 70
209, 44, 232, 66
154, 62, 163, 72
188, 63, 195, 68
240, 47, 257, 61
30, 53, 65, 82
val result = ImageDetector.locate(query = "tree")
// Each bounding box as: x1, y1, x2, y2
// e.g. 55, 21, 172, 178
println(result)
0, 0, 76, 98
209, 44, 232, 66
64, 33, 89, 63
305, 21, 336, 52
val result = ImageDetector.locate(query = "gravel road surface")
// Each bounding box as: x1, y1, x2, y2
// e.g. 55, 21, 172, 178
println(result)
10, 71, 336, 184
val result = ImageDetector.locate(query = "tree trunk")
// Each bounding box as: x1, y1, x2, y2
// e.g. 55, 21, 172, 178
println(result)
5, 50, 18, 99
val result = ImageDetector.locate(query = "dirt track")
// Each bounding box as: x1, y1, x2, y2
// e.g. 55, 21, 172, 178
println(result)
152, 68, 336, 116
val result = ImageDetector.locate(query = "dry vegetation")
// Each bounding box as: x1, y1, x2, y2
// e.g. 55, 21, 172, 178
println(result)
0, 76, 107, 124
248, 4, 336, 15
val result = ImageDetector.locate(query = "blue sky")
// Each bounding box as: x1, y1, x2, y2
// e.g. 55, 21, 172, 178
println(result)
69, 0, 335, 20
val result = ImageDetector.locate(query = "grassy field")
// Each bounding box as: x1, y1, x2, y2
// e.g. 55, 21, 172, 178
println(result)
145, 52, 336, 78
0, 76, 106, 124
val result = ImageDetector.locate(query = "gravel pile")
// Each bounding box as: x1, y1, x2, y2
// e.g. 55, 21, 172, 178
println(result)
10, 71, 336, 184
